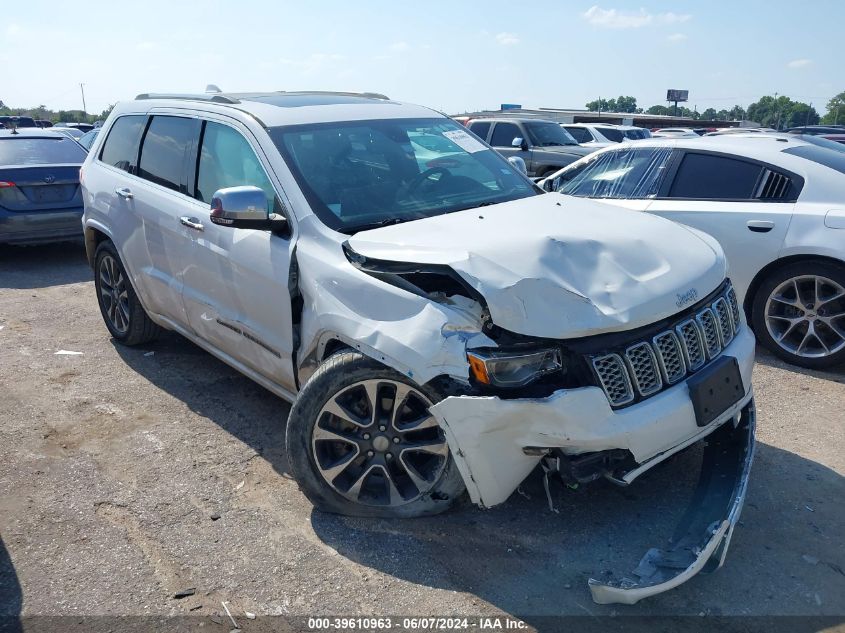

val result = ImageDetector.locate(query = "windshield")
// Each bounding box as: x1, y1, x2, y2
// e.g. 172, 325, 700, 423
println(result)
270, 118, 537, 233
525, 122, 578, 146
0, 137, 87, 164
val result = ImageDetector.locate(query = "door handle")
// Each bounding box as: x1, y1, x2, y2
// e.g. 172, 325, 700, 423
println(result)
179, 216, 204, 231
115, 187, 134, 199
747, 220, 774, 233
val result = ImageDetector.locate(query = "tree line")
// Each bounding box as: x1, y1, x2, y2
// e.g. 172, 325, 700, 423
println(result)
585, 91, 845, 128
0, 100, 114, 124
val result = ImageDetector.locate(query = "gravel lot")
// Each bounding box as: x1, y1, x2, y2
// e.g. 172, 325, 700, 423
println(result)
1, 242, 843, 630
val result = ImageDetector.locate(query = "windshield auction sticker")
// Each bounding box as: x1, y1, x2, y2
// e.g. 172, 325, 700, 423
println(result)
442, 129, 487, 153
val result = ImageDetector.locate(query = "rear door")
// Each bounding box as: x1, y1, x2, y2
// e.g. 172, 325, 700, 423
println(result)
647, 151, 797, 300
179, 116, 296, 391
128, 113, 201, 326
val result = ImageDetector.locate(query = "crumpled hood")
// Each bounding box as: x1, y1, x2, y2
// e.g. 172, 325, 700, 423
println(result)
347, 194, 726, 338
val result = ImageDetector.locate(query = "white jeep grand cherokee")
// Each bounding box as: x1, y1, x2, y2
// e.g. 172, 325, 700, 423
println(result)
80, 90, 756, 604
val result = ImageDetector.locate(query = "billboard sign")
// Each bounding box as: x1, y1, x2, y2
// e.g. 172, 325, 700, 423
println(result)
666, 89, 689, 102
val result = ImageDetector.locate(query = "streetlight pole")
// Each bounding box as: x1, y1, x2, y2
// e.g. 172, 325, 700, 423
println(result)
80, 83, 87, 115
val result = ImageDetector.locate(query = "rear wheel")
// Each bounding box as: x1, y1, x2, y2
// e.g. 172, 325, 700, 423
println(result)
94, 240, 161, 346
751, 261, 845, 369
286, 352, 465, 517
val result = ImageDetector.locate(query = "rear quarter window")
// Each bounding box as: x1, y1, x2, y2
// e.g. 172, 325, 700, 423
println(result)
468, 121, 491, 141
0, 137, 87, 164
99, 115, 146, 173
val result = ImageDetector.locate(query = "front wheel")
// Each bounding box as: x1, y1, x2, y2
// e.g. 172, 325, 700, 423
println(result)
286, 352, 465, 517
751, 261, 845, 369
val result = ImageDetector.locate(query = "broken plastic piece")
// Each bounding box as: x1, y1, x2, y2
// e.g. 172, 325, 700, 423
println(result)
588, 402, 755, 605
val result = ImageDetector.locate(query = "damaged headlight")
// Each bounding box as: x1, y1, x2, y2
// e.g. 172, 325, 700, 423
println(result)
466, 348, 562, 388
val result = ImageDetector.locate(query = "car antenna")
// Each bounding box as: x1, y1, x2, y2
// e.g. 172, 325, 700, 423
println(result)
205, 84, 222, 94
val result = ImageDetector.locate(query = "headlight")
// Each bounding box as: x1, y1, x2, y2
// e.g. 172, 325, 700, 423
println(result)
466, 348, 562, 388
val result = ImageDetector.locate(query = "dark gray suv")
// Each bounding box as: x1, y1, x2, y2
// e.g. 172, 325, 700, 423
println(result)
468, 118, 594, 178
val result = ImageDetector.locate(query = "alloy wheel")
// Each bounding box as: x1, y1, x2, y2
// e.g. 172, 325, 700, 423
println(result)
311, 379, 449, 507
98, 254, 130, 334
764, 274, 845, 358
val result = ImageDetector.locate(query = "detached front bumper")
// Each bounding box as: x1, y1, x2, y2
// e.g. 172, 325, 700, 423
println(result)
589, 401, 755, 604
429, 325, 756, 604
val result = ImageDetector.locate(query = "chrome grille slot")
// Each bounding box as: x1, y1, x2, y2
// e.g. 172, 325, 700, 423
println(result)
697, 308, 722, 358
653, 331, 686, 384
591, 354, 634, 406
677, 319, 706, 371
727, 287, 741, 332
587, 282, 741, 408
625, 342, 662, 396
713, 298, 734, 345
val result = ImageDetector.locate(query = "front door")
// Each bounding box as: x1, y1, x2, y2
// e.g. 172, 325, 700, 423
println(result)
179, 119, 296, 392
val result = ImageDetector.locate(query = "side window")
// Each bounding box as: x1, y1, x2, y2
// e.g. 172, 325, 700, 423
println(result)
468, 121, 491, 141
195, 121, 277, 211
99, 115, 145, 173
559, 147, 674, 199
669, 153, 763, 200
596, 127, 624, 143
565, 127, 591, 144
137, 116, 197, 192
490, 122, 522, 147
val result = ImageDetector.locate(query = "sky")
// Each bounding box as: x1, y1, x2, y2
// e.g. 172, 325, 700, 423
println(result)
1, 0, 842, 117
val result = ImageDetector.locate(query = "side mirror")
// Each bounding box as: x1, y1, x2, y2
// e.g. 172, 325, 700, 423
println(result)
511, 137, 528, 151
507, 156, 527, 175
210, 186, 287, 231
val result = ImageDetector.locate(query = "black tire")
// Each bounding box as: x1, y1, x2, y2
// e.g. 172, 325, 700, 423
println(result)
286, 351, 466, 517
94, 240, 162, 346
751, 260, 845, 369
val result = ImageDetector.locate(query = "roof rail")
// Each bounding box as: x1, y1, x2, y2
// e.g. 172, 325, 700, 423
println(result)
274, 90, 390, 100
134, 93, 240, 104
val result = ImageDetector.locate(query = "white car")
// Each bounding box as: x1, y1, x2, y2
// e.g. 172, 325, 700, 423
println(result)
540, 134, 845, 368
652, 128, 701, 138
81, 90, 756, 604
562, 123, 651, 148
705, 128, 776, 136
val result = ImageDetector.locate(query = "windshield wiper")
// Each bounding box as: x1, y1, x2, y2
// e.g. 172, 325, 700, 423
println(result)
346, 217, 409, 234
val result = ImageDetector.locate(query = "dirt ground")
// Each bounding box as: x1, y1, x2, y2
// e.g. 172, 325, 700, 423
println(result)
1, 242, 844, 630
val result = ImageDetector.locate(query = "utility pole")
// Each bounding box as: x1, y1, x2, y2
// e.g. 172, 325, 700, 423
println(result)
80, 83, 87, 115
806, 103, 812, 126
